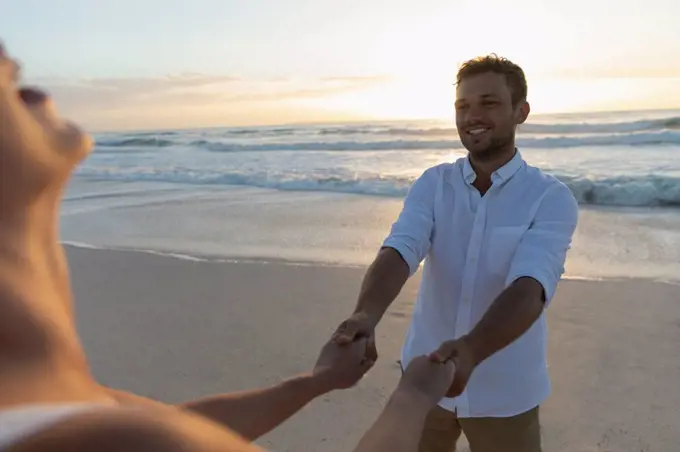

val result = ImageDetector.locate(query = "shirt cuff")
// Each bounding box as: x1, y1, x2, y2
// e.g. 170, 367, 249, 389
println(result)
382, 238, 420, 277
506, 267, 557, 304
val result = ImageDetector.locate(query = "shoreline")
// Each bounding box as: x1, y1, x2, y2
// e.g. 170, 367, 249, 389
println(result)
60, 178, 680, 284
61, 242, 680, 286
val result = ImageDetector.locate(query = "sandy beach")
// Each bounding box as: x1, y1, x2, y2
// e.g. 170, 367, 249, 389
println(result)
67, 245, 680, 452
6, 4, 680, 451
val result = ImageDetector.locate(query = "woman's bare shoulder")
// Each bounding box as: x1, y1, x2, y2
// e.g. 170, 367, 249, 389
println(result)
7, 405, 263, 452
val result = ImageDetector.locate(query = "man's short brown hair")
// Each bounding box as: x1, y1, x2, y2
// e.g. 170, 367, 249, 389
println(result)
456, 54, 527, 106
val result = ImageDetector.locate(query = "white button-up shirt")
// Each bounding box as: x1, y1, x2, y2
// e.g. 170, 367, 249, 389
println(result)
383, 150, 579, 418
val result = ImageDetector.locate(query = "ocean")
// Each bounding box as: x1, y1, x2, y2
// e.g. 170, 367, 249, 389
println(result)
60, 109, 680, 283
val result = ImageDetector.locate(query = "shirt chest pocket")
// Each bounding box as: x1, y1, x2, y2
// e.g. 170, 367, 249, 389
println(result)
485, 225, 527, 276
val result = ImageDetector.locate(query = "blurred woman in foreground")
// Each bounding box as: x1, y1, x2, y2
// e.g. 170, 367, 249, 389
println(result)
0, 43, 455, 452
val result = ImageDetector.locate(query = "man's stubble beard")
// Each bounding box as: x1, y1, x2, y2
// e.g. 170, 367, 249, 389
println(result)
468, 129, 516, 162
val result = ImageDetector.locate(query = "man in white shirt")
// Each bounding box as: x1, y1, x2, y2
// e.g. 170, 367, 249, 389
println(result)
332, 54, 579, 452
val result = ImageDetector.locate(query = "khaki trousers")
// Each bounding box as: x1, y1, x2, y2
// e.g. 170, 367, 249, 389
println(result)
418, 404, 542, 452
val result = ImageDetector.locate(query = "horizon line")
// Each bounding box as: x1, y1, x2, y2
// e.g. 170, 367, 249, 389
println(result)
89, 106, 680, 135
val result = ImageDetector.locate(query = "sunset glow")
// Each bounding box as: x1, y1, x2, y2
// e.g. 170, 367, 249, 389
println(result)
2, 0, 678, 130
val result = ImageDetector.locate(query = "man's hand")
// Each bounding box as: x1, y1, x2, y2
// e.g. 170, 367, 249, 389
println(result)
313, 337, 374, 391
428, 338, 478, 398
331, 311, 379, 366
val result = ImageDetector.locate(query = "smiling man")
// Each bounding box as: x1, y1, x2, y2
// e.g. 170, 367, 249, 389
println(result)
332, 55, 579, 451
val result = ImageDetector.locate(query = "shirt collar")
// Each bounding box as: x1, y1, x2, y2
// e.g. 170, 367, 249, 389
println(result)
462, 149, 524, 186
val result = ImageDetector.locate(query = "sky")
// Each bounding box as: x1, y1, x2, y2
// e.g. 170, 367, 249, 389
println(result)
2, 0, 680, 131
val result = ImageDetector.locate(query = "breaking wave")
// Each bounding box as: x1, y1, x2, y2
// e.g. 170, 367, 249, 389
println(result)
76, 166, 680, 208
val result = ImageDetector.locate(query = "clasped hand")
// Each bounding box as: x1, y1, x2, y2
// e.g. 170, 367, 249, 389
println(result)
312, 334, 458, 408
327, 312, 479, 403
312, 337, 375, 392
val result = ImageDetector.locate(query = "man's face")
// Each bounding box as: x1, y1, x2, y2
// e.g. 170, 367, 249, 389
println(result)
455, 72, 529, 160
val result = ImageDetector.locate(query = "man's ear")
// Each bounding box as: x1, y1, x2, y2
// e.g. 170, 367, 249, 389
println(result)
515, 101, 530, 125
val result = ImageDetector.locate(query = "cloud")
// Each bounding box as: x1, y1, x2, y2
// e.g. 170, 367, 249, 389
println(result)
223, 75, 392, 103
540, 61, 680, 80
27, 73, 392, 131
319, 75, 393, 83
31, 74, 241, 110
36, 73, 390, 107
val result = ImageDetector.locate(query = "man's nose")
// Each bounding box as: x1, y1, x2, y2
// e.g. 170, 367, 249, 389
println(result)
465, 104, 487, 122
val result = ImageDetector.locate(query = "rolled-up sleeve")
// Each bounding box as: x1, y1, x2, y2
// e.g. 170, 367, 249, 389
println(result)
506, 182, 579, 304
381, 166, 439, 276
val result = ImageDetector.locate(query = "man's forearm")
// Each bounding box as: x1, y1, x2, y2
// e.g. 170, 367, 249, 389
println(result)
463, 277, 545, 365
354, 247, 410, 324
353, 390, 431, 452
179, 372, 331, 441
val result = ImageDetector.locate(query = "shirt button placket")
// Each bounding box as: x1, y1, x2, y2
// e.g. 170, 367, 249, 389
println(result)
454, 197, 486, 417
455, 199, 485, 337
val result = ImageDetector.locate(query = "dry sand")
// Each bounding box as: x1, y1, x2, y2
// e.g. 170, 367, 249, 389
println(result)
67, 245, 680, 452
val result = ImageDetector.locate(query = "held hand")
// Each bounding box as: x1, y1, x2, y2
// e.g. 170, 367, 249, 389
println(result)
428, 339, 477, 398
313, 338, 374, 391
331, 311, 378, 365
396, 355, 456, 407
0, 42, 92, 214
